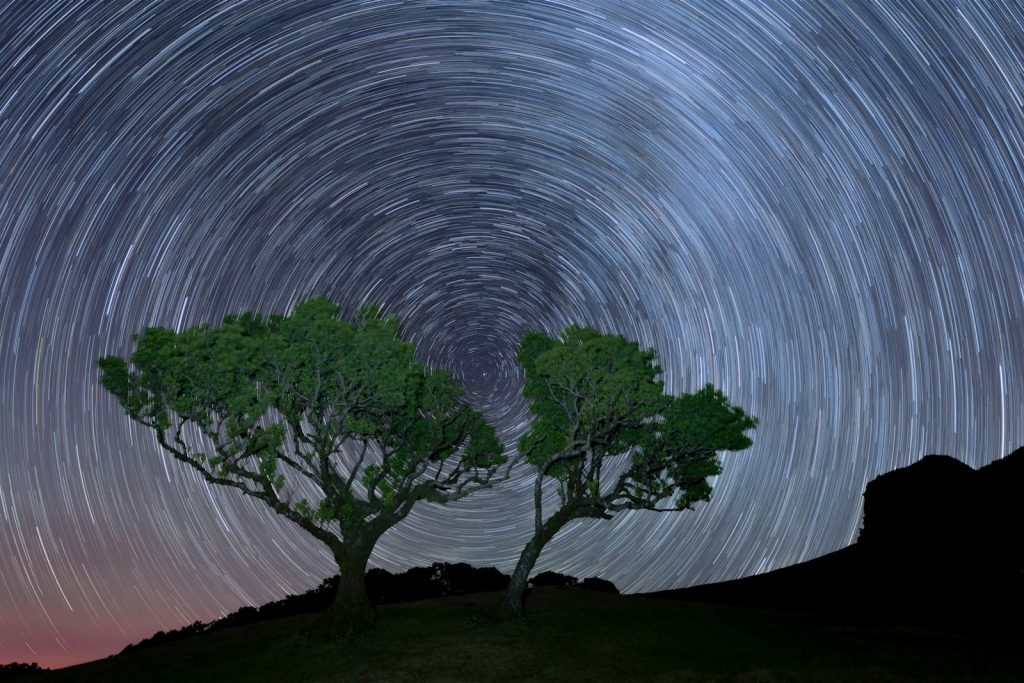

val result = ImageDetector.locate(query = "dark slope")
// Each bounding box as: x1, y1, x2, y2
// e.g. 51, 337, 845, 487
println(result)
115, 562, 616, 656
651, 448, 1024, 624
40, 589, 1024, 683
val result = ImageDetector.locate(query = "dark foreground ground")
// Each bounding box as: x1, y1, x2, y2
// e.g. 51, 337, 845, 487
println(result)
32, 587, 1023, 683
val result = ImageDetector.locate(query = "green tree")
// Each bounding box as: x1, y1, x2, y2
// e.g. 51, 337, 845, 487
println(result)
500, 326, 756, 618
98, 296, 504, 636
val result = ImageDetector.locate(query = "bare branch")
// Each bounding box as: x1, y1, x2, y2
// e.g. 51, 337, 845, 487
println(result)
155, 424, 339, 547
342, 439, 371, 495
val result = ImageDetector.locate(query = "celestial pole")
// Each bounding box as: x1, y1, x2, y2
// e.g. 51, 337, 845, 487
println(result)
1, 0, 1023, 668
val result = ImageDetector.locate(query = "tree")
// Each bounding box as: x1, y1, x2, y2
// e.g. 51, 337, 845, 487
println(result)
98, 296, 504, 636
499, 326, 756, 618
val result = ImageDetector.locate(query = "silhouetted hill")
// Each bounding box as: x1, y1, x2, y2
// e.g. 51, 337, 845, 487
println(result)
39, 588, 1024, 682
118, 562, 617, 654
652, 447, 1024, 625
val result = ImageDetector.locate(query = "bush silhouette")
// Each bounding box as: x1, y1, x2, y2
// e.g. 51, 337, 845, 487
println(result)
530, 571, 578, 588
0, 662, 46, 680
579, 577, 619, 593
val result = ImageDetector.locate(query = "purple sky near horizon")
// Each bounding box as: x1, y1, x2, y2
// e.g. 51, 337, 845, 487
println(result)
2, 0, 1024, 669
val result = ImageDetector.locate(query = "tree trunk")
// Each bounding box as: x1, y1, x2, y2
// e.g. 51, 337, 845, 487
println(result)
319, 542, 375, 638
500, 508, 574, 619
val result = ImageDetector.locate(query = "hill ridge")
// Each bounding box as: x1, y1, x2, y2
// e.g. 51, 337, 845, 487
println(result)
652, 447, 1024, 624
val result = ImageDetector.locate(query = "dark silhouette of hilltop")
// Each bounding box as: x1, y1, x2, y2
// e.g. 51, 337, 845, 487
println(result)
117, 562, 617, 654
110, 447, 1024, 658
653, 447, 1024, 625
119, 562, 506, 654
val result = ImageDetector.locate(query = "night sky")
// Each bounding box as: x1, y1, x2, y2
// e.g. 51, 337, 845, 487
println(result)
2, 0, 1023, 669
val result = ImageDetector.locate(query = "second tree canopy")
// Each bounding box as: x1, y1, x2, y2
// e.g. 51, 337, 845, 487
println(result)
500, 326, 757, 618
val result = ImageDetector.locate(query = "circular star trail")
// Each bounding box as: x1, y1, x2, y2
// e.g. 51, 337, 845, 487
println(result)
2, 0, 1023, 668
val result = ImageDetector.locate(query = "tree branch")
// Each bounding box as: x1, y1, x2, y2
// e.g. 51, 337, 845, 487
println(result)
155, 424, 339, 547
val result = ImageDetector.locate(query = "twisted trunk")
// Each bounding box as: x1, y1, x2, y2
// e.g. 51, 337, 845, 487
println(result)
500, 506, 576, 619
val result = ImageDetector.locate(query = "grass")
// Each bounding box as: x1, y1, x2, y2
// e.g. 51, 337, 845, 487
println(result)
39, 588, 1023, 682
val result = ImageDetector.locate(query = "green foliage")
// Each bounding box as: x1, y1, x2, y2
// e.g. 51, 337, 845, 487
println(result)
625, 384, 758, 510
517, 326, 756, 514
516, 327, 666, 469
97, 296, 505, 547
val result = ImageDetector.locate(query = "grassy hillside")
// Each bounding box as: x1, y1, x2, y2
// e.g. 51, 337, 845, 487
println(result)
36, 588, 1022, 682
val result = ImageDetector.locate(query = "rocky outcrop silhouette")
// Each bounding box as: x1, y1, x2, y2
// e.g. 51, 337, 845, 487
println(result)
653, 447, 1024, 624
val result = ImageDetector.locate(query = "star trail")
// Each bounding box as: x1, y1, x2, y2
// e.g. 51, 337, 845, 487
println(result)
2, 0, 1023, 668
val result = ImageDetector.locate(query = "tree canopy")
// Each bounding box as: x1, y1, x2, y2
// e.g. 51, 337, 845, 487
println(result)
501, 326, 757, 617
98, 296, 505, 635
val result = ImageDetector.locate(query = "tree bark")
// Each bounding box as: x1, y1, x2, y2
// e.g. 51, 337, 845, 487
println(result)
500, 507, 575, 619
319, 541, 375, 638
